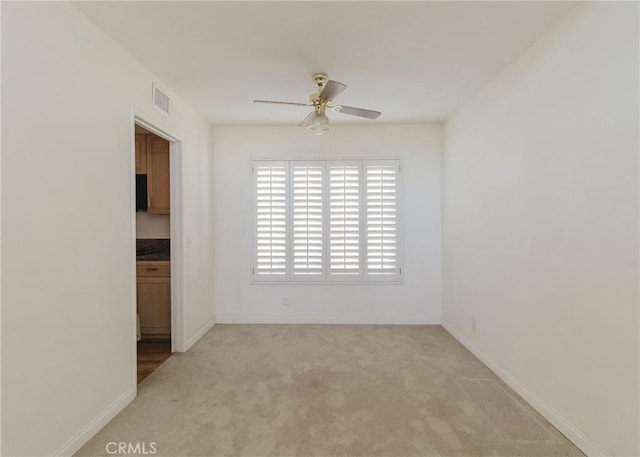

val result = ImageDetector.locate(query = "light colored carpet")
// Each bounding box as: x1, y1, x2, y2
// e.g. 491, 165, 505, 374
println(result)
77, 325, 583, 457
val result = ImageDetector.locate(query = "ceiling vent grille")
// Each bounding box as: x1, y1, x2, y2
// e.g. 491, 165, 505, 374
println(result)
152, 82, 170, 114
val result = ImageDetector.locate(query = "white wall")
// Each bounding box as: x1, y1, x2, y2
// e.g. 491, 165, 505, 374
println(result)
1, 2, 215, 456
442, 3, 639, 456
213, 125, 441, 324
136, 212, 170, 239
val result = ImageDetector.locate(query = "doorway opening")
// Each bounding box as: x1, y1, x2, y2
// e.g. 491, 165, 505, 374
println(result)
132, 121, 182, 383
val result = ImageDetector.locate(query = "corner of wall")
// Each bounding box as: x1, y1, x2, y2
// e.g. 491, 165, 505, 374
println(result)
440, 320, 608, 456
53, 386, 136, 457
186, 316, 216, 351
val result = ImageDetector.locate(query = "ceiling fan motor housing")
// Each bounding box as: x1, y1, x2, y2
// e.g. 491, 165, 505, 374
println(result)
310, 73, 331, 114
312, 73, 329, 89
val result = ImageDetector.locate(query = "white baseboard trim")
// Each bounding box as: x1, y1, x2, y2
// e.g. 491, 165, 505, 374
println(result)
186, 315, 216, 350
216, 314, 441, 325
440, 320, 608, 457
54, 385, 136, 457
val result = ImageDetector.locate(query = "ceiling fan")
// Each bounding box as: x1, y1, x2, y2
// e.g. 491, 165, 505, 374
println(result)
254, 73, 382, 135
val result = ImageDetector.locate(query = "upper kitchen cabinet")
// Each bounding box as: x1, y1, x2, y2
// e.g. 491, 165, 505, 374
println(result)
135, 134, 147, 174
147, 136, 170, 214
135, 133, 170, 215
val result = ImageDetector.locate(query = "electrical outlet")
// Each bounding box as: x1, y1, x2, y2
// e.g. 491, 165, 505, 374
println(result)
282, 296, 289, 306
472, 317, 478, 333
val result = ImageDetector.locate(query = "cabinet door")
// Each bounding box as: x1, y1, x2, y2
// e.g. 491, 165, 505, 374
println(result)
135, 135, 148, 174
137, 277, 171, 339
147, 136, 170, 214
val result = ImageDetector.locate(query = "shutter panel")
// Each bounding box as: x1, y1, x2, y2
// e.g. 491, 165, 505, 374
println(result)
328, 161, 361, 280
254, 161, 288, 280
253, 159, 401, 284
292, 162, 324, 280
365, 160, 400, 280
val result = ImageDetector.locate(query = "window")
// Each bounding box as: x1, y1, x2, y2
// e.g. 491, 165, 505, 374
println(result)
253, 159, 401, 283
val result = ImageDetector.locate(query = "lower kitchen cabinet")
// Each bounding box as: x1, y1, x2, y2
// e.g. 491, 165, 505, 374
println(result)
137, 261, 171, 340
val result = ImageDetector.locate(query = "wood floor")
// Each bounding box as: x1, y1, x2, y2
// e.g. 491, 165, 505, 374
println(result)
137, 340, 172, 384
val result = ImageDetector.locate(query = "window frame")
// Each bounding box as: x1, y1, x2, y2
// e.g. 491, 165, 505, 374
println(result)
251, 158, 403, 285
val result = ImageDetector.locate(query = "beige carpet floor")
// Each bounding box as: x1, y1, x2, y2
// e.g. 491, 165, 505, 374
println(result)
77, 325, 583, 457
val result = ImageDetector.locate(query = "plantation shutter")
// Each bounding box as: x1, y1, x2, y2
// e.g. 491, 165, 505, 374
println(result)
291, 162, 324, 280
365, 160, 400, 280
253, 161, 289, 281
328, 161, 362, 280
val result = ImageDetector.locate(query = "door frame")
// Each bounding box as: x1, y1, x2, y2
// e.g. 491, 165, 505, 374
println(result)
129, 109, 186, 387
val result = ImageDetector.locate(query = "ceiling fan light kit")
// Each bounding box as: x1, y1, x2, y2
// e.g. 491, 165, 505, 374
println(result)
254, 73, 382, 135
309, 113, 331, 135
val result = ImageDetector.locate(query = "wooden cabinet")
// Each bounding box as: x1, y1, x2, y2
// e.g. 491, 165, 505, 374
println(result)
137, 261, 171, 277
135, 135, 147, 174
137, 261, 171, 340
146, 136, 170, 214
135, 134, 170, 214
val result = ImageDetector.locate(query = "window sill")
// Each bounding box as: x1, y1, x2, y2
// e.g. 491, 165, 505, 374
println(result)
251, 280, 403, 286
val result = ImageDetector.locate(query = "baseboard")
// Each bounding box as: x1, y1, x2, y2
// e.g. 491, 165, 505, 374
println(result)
215, 314, 441, 325
53, 385, 136, 457
186, 315, 216, 350
440, 320, 608, 457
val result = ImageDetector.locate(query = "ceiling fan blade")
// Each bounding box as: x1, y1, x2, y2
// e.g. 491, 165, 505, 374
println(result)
253, 100, 310, 107
318, 80, 347, 102
299, 112, 315, 127
335, 105, 381, 120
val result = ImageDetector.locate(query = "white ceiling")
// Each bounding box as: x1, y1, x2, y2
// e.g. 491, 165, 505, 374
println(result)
75, 1, 575, 125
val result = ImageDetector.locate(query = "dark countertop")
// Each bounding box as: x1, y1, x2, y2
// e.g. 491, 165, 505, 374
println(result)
137, 253, 170, 261
136, 239, 170, 261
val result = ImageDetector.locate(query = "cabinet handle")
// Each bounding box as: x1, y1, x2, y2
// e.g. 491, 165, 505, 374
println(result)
146, 267, 159, 271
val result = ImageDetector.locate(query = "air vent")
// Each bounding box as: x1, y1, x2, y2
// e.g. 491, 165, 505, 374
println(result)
152, 82, 170, 114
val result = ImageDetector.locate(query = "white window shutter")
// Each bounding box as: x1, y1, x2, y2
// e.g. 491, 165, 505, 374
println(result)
253, 161, 289, 281
365, 160, 400, 281
328, 161, 362, 280
291, 162, 324, 280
